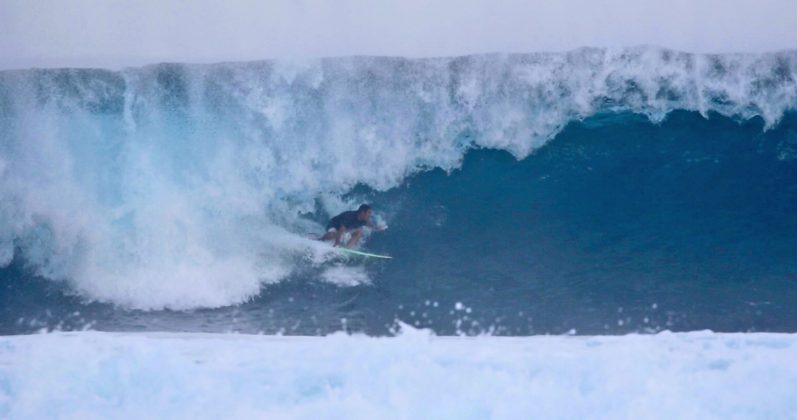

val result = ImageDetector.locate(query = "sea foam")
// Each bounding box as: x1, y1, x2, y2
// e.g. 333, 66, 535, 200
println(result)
0, 329, 795, 418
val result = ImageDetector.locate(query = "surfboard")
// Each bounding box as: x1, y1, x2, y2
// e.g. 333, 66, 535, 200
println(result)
337, 247, 392, 259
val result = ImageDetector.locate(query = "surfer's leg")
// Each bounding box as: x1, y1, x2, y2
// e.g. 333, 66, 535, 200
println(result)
333, 226, 346, 247
346, 229, 362, 248
320, 227, 344, 245
319, 229, 336, 241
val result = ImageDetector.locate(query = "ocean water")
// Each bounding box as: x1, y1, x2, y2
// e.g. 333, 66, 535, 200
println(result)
1, 46, 797, 418
1, 47, 796, 336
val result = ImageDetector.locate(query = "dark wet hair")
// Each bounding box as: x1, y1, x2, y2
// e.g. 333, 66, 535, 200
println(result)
357, 204, 372, 213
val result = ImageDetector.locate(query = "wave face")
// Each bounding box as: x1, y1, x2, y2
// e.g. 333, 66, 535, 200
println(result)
0, 47, 796, 333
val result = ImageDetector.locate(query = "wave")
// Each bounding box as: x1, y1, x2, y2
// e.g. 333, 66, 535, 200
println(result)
0, 46, 796, 310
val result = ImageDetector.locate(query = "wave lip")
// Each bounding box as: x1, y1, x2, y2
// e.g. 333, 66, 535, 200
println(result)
0, 46, 796, 309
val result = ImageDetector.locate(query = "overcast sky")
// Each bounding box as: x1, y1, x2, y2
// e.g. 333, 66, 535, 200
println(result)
1, 0, 796, 69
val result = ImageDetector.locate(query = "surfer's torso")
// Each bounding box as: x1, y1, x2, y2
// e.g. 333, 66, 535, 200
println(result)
326, 211, 366, 231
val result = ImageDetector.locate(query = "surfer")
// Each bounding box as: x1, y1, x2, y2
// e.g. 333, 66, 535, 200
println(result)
320, 204, 385, 248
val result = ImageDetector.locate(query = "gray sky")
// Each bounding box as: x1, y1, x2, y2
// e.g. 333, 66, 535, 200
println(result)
1, 0, 796, 69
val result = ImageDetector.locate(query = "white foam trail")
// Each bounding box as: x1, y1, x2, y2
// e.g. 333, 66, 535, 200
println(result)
0, 329, 795, 418
0, 48, 795, 309
320, 265, 371, 286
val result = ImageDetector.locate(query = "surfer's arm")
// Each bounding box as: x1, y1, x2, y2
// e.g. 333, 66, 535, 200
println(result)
367, 221, 386, 232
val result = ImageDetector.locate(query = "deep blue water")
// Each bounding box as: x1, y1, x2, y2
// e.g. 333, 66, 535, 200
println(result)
3, 109, 796, 335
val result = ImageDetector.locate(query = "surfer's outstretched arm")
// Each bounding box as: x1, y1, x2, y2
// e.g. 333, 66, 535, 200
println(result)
367, 221, 387, 232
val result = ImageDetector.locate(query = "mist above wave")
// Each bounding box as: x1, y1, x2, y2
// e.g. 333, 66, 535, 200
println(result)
4, 0, 797, 69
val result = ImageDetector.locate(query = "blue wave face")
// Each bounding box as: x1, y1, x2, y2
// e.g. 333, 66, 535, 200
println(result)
366, 111, 797, 334
0, 48, 796, 335
3, 110, 796, 335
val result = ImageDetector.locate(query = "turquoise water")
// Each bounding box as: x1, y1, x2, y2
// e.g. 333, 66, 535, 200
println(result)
1, 49, 796, 335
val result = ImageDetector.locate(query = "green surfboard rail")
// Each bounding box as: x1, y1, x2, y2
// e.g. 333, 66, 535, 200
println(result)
337, 247, 393, 259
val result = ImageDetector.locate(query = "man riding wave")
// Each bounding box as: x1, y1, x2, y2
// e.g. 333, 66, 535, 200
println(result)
320, 204, 385, 248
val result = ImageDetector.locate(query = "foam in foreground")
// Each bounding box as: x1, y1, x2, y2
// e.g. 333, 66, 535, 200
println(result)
0, 328, 795, 419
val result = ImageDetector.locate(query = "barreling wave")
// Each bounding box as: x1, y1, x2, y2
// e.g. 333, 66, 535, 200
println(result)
0, 46, 795, 310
